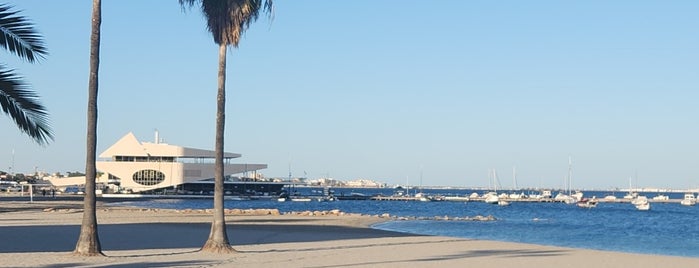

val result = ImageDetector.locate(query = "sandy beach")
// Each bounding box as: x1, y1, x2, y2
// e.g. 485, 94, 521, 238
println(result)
0, 198, 697, 267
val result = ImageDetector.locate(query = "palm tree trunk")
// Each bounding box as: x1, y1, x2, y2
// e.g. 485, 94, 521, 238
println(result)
74, 0, 103, 256
202, 42, 235, 253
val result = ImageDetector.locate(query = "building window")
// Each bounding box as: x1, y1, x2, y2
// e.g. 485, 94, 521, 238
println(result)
132, 169, 165, 186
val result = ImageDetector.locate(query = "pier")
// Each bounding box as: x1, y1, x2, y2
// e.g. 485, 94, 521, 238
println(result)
367, 195, 688, 204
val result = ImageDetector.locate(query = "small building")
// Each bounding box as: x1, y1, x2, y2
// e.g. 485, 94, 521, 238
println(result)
94, 132, 282, 195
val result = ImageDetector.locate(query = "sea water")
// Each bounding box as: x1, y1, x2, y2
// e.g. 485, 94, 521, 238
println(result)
111, 188, 699, 258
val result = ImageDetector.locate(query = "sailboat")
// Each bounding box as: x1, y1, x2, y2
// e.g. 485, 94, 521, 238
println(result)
555, 156, 578, 204
508, 166, 526, 199
623, 175, 638, 199
484, 169, 500, 204
626, 172, 649, 209
415, 166, 431, 202
487, 169, 509, 206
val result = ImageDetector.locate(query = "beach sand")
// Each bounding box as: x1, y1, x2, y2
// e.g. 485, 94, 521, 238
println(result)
1, 199, 697, 267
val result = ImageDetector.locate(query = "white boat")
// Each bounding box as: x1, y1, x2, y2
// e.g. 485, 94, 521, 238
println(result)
652, 194, 669, 201
531, 189, 552, 200
508, 166, 525, 199
498, 200, 510, 206
680, 193, 696, 206
631, 195, 648, 206
484, 169, 501, 204
541, 190, 553, 199
415, 192, 431, 202
508, 192, 526, 199
635, 202, 650, 211
577, 197, 598, 209
554, 192, 576, 204
557, 156, 579, 204
290, 197, 312, 202
623, 192, 638, 200
484, 192, 499, 204
604, 195, 617, 201
634, 196, 650, 211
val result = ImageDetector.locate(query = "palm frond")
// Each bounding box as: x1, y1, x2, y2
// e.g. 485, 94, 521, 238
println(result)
179, 0, 273, 46
0, 4, 48, 63
0, 65, 53, 145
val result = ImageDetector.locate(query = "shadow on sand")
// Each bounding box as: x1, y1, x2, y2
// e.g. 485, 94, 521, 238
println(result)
0, 221, 416, 253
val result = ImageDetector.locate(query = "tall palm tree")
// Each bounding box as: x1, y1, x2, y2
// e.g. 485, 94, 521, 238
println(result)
179, 0, 273, 253
0, 3, 53, 145
73, 0, 102, 256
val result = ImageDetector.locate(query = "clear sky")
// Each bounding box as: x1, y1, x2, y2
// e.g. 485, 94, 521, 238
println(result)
1, 1, 698, 189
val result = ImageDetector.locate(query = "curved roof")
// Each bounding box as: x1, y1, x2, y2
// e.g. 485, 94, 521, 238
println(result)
99, 132, 241, 159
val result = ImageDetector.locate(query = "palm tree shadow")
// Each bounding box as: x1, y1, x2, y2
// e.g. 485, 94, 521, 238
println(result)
239, 238, 465, 254
302, 248, 570, 268
0, 222, 415, 253
108, 249, 200, 258
416, 249, 570, 260
36, 259, 224, 268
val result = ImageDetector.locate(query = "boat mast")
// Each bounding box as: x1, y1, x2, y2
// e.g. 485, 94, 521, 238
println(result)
419, 165, 423, 194
568, 156, 572, 195
493, 169, 499, 193
405, 175, 410, 196
513, 166, 517, 191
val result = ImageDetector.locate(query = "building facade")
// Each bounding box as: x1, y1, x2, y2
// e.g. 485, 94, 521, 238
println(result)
96, 132, 268, 193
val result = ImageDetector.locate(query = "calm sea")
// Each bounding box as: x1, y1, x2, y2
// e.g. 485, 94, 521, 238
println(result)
110, 187, 699, 258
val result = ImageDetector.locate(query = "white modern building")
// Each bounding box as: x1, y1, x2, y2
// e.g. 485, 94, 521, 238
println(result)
95, 132, 271, 194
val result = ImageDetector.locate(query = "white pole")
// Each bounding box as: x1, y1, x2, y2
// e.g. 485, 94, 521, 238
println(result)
568, 156, 573, 195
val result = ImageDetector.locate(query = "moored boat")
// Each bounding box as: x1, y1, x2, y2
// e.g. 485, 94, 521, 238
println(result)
554, 192, 576, 204
680, 193, 696, 206
604, 195, 618, 201
415, 192, 431, 202
577, 197, 598, 208
652, 194, 669, 201
484, 192, 499, 204
634, 196, 650, 211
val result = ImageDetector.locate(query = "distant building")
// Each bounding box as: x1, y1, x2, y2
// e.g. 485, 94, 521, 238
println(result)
345, 179, 385, 188
89, 132, 277, 194
308, 177, 341, 186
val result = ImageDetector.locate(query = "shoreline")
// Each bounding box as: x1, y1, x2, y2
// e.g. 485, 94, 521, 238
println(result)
1, 199, 698, 267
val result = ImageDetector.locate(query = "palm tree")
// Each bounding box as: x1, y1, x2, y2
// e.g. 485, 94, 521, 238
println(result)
0, 3, 53, 145
179, 0, 273, 253
73, 0, 102, 256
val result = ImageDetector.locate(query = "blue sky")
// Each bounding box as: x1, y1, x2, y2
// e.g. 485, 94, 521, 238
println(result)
1, 1, 698, 189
